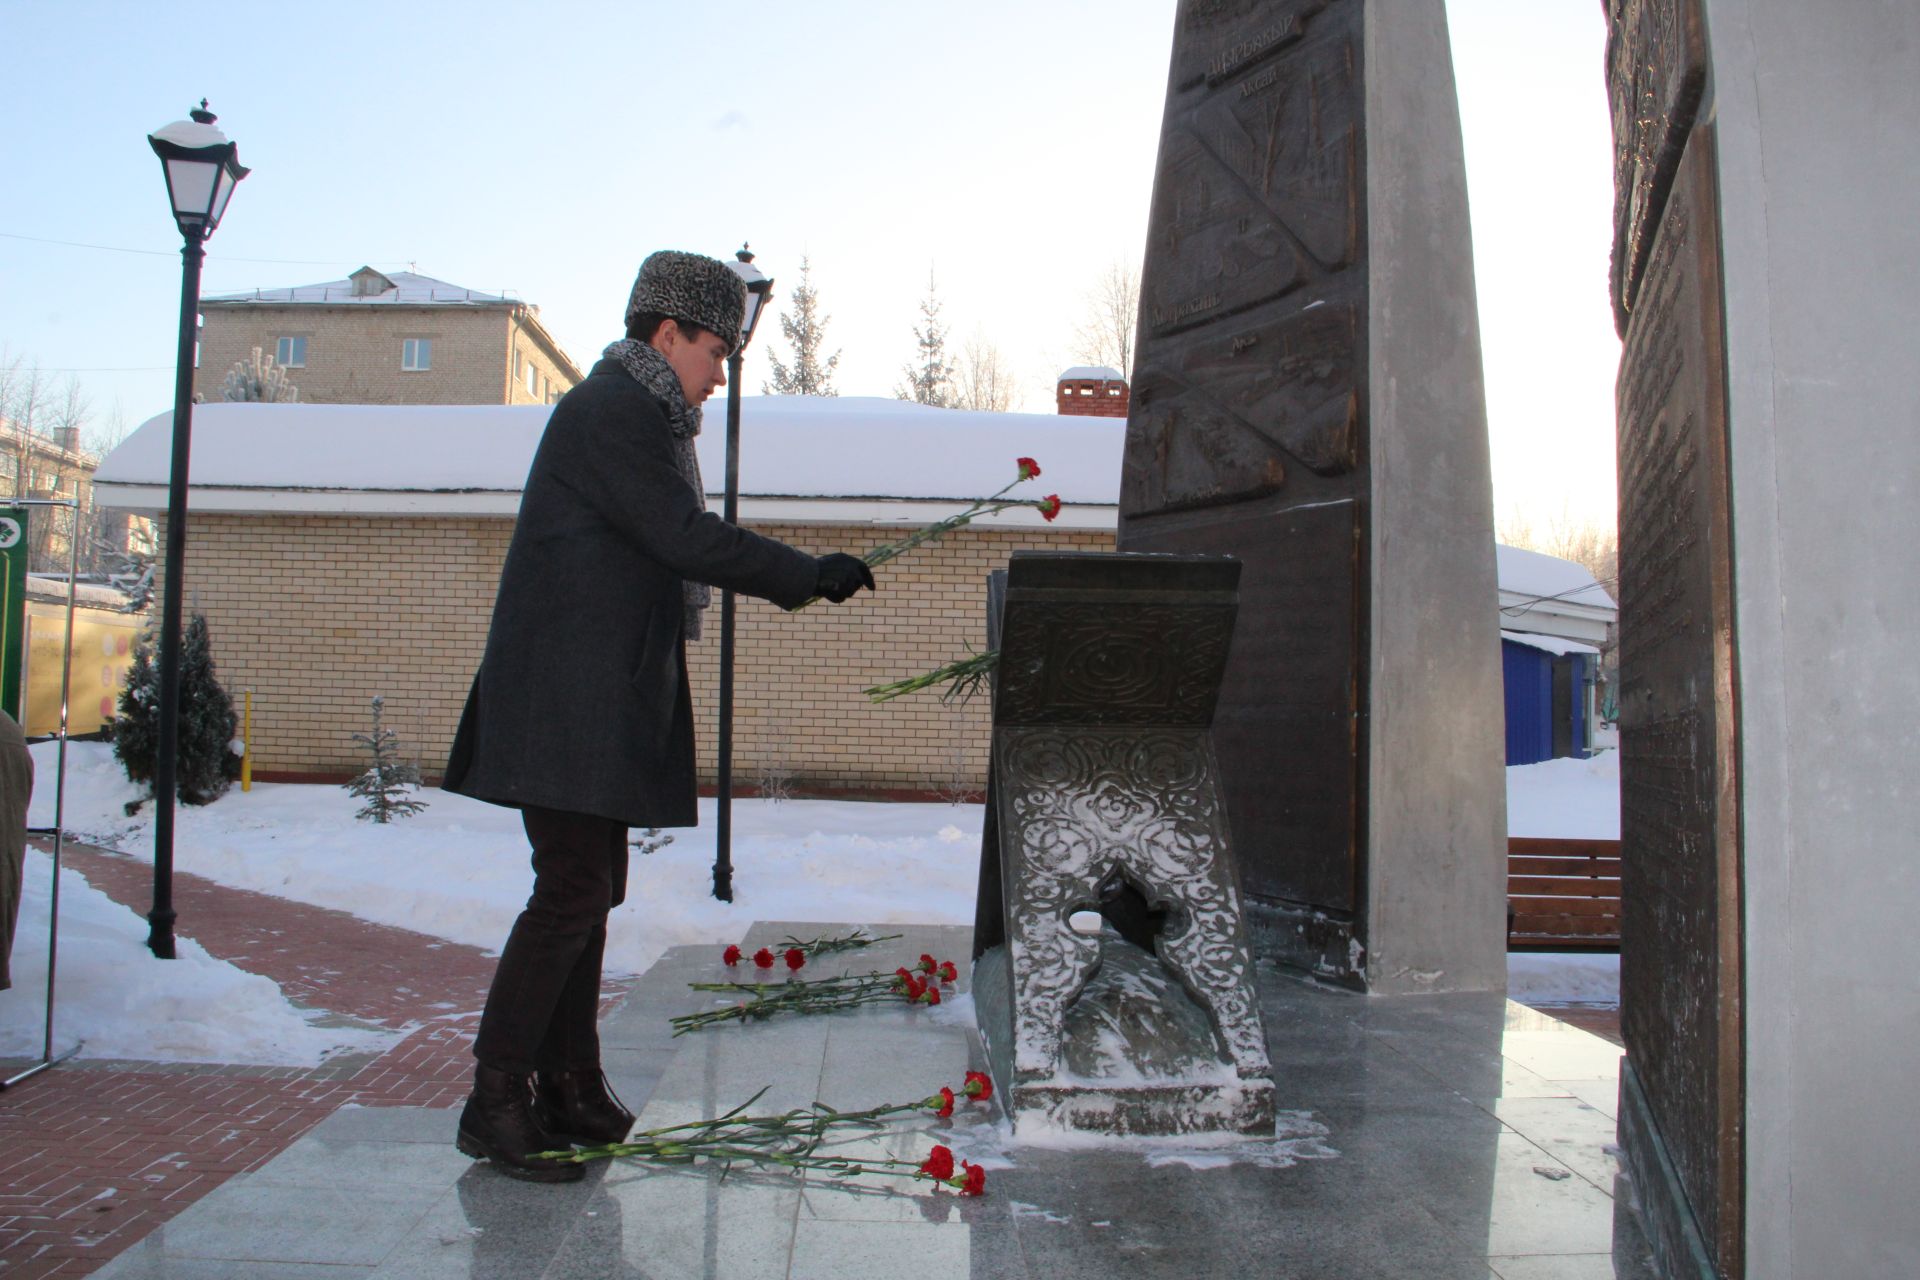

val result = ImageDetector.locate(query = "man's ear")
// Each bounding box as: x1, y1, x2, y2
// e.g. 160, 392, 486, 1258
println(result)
652, 318, 682, 352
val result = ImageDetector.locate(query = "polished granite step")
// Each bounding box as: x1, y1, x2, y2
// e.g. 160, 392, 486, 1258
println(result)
93, 921, 1656, 1280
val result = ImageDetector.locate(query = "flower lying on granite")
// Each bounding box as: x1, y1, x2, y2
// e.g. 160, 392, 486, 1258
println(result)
550, 1084, 991, 1197
673, 957, 966, 1035
918, 1144, 956, 1180
723, 944, 743, 967
777, 927, 904, 959
963, 1070, 992, 1102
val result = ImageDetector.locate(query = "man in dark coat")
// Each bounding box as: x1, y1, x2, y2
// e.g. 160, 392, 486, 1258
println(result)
443, 250, 875, 1181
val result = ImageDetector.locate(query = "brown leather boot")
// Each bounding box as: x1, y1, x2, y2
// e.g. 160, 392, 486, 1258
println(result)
533, 1067, 636, 1145
456, 1065, 585, 1182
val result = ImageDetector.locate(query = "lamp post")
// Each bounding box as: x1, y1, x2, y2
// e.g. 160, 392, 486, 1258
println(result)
145, 102, 248, 958
713, 245, 773, 902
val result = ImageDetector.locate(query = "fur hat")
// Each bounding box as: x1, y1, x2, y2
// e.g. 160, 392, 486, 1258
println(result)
624, 250, 746, 351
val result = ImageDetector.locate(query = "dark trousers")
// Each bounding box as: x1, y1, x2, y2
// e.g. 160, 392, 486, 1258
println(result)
472, 806, 629, 1075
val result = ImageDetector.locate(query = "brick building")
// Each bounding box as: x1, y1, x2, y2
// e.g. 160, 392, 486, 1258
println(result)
92, 397, 1121, 794
1055, 365, 1130, 417
196, 267, 583, 407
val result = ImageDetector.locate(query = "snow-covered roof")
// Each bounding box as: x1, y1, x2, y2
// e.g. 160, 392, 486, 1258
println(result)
1495, 544, 1614, 610
202, 269, 516, 307
1500, 628, 1600, 657
1057, 365, 1125, 383
26, 575, 132, 609
91, 396, 1122, 527
92, 397, 1618, 621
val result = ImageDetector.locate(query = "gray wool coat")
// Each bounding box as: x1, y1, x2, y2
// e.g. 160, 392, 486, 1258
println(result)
442, 359, 819, 828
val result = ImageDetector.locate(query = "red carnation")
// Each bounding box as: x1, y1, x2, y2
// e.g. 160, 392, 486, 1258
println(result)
918, 1144, 956, 1180
784, 947, 806, 971
960, 1161, 986, 1196
753, 947, 775, 969
963, 1070, 993, 1102
937, 960, 958, 984
918, 954, 938, 975
895, 966, 916, 984
723, 944, 742, 966
924, 984, 942, 1007
1017, 457, 1041, 481
1037, 495, 1062, 522
933, 1086, 956, 1118
903, 975, 926, 1001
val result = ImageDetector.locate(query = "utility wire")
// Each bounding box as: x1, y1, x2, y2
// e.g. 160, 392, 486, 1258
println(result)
0, 230, 407, 268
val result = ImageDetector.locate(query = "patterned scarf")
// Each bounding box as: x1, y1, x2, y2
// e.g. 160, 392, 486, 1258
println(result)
602, 337, 711, 641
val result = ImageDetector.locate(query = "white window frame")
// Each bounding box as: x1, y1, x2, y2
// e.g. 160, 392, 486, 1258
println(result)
402, 338, 432, 371
525, 358, 538, 395
275, 336, 307, 368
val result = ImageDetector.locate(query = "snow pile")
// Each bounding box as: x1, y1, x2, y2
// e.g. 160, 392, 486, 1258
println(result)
1506, 751, 1620, 839
0, 848, 397, 1065
25, 742, 983, 980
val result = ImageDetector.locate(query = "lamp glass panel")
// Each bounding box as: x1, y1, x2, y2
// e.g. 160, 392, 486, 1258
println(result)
165, 157, 218, 218
209, 165, 239, 227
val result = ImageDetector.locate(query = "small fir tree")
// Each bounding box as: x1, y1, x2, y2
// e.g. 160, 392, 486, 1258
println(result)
762, 256, 841, 397
894, 269, 954, 407
112, 613, 242, 806
346, 696, 426, 823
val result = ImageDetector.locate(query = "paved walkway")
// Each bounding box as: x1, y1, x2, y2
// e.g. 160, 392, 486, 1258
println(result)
1, 840, 1624, 1278
0, 838, 562, 1280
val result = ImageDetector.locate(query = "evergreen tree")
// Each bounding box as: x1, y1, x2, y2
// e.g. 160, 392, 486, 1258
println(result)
345, 695, 426, 823
894, 270, 954, 407
112, 613, 242, 805
762, 256, 841, 396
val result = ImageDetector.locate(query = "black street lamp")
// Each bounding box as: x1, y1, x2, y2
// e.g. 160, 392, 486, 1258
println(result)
144, 102, 248, 958
713, 245, 773, 902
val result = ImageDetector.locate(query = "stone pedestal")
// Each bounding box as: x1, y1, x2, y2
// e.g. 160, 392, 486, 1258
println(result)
971, 552, 1275, 1136
1118, 0, 1506, 993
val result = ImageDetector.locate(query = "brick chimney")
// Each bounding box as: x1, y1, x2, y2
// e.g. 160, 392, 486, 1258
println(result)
1056, 366, 1129, 417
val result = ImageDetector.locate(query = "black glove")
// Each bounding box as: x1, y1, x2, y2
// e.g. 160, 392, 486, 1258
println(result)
814, 554, 876, 603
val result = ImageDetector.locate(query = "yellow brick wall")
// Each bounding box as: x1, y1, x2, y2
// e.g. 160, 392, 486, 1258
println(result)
153, 513, 1116, 792
195, 307, 580, 406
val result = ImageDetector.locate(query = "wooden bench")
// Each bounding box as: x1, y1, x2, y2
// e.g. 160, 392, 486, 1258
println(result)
1507, 836, 1620, 950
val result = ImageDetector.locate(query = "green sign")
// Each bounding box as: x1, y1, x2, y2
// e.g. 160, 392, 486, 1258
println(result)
0, 506, 26, 720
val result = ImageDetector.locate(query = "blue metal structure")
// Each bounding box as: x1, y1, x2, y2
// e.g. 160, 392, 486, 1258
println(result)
1501, 637, 1591, 766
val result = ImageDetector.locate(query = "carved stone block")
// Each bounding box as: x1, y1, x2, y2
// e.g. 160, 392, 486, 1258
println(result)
972, 552, 1275, 1136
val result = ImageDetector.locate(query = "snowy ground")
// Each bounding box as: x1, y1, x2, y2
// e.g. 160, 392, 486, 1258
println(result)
2, 742, 1622, 1068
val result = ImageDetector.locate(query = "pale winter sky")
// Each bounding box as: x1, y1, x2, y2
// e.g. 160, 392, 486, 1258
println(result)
0, 0, 1618, 529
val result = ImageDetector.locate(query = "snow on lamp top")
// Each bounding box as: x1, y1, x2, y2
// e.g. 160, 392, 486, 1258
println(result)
148, 101, 249, 238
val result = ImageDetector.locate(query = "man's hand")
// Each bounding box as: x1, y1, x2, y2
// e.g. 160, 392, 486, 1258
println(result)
814, 554, 877, 603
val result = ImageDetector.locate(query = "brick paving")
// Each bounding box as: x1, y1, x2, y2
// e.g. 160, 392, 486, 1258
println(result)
0, 837, 577, 1280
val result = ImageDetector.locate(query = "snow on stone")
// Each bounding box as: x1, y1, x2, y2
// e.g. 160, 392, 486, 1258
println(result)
95, 396, 1124, 505
0, 847, 397, 1066
1056, 365, 1124, 381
